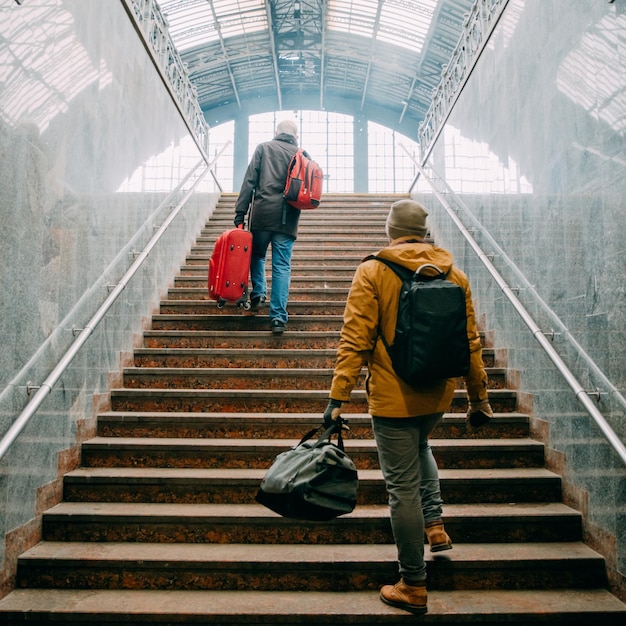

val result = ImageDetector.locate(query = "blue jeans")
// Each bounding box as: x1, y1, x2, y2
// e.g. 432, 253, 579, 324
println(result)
372, 412, 444, 584
250, 231, 295, 324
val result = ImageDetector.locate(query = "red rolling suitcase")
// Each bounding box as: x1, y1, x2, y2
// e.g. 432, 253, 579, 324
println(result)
208, 224, 252, 309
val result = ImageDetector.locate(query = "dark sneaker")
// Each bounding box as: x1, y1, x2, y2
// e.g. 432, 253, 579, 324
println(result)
270, 319, 286, 334
249, 296, 266, 311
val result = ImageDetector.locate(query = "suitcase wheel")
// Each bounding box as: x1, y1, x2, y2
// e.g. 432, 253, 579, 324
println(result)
217, 300, 226, 309
240, 300, 251, 310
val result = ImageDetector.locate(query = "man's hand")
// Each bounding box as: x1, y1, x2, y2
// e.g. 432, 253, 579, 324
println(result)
323, 399, 343, 429
234, 215, 245, 228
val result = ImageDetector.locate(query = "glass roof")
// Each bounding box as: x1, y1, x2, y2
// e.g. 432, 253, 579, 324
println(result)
160, 0, 268, 51
327, 0, 437, 53
155, 0, 475, 133
160, 0, 437, 54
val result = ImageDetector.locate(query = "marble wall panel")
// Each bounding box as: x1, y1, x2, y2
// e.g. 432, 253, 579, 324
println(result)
0, 0, 220, 578
421, 0, 626, 578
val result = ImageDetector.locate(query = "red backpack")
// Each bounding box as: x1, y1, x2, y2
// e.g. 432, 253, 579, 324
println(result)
283, 149, 323, 210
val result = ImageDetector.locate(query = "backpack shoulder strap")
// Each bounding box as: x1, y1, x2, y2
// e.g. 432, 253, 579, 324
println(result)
366, 255, 448, 281
363, 255, 413, 281
362, 255, 413, 355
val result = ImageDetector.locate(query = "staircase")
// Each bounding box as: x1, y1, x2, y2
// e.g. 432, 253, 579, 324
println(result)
1, 192, 625, 624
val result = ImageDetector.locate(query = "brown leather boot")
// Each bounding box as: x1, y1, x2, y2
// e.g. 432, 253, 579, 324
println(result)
380, 578, 427, 614
425, 520, 452, 552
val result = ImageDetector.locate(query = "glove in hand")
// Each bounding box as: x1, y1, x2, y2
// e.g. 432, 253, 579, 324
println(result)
323, 399, 343, 429
234, 216, 244, 228
467, 399, 493, 428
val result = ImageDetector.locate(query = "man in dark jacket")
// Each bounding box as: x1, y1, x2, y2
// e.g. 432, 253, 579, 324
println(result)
234, 119, 303, 334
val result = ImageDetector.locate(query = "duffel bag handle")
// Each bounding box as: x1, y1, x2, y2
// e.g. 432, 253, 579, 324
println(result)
296, 416, 348, 451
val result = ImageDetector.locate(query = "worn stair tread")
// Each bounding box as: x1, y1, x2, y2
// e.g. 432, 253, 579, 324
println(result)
122, 365, 506, 376
44, 501, 580, 522
81, 436, 542, 453
18, 540, 604, 567
180, 264, 373, 273
143, 329, 342, 335
143, 330, 342, 338
110, 388, 518, 398
172, 283, 348, 292
134, 347, 340, 356
96, 410, 524, 421
175, 274, 353, 281
151, 314, 344, 322
1, 588, 625, 622
123, 366, 345, 376
134, 346, 491, 355
63, 466, 559, 482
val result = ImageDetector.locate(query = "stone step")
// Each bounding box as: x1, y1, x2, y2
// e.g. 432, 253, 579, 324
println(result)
174, 275, 355, 288
2, 588, 625, 625
150, 314, 344, 331
185, 255, 364, 266
192, 243, 387, 255
133, 347, 341, 367
109, 388, 519, 414
209, 206, 391, 215
138, 331, 493, 359
194, 234, 390, 244
193, 245, 384, 258
79, 436, 543, 470
96, 411, 529, 440
40, 502, 582, 544
167, 287, 351, 302
120, 366, 364, 390
61, 467, 561, 505
120, 366, 507, 391
187, 252, 368, 263
157, 300, 361, 315
142, 329, 343, 349
202, 217, 389, 226
180, 264, 361, 276
14, 541, 606, 592
131, 348, 499, 372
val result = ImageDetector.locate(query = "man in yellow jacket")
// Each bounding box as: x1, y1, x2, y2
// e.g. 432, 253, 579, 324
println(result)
325, 199, 492, 614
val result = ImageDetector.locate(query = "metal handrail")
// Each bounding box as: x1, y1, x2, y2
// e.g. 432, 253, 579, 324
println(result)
0, 143, 229, 462
403, 152, 626, 467
420, 161, 626, 419
418, 0, 509, 160
121, 0, 210, 156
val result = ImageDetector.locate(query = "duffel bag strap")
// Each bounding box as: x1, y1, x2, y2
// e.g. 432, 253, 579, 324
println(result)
296, 417, 348, 451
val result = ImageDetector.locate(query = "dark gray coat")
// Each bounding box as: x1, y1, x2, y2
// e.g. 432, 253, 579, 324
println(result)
234, 133, 302, 239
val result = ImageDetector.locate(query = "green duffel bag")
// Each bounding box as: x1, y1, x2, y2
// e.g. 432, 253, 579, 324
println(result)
256, 418, 358, 521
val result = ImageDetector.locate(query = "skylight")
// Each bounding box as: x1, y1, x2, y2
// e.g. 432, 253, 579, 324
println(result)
158, 0, 268, 51
327, 0, 437, 54
159, 0, 437, 55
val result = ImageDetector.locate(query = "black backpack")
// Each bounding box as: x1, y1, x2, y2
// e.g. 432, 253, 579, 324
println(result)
368, 256, 470, 387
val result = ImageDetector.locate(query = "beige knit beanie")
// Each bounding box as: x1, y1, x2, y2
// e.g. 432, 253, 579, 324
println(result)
385, 199, 429, 240
275, 119, 298, 138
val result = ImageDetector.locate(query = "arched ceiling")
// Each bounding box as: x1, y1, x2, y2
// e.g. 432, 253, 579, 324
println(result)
158, 0, 475, 137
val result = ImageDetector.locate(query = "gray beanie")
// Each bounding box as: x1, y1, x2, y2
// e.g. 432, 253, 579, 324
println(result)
385, 199, 429, 240
276, 119, 298, 138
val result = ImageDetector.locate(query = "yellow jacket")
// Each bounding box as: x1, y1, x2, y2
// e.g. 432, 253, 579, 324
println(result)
329, 237, 489, 417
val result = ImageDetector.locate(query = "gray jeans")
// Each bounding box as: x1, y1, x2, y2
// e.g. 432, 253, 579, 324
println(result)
372, 412, 444, 583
